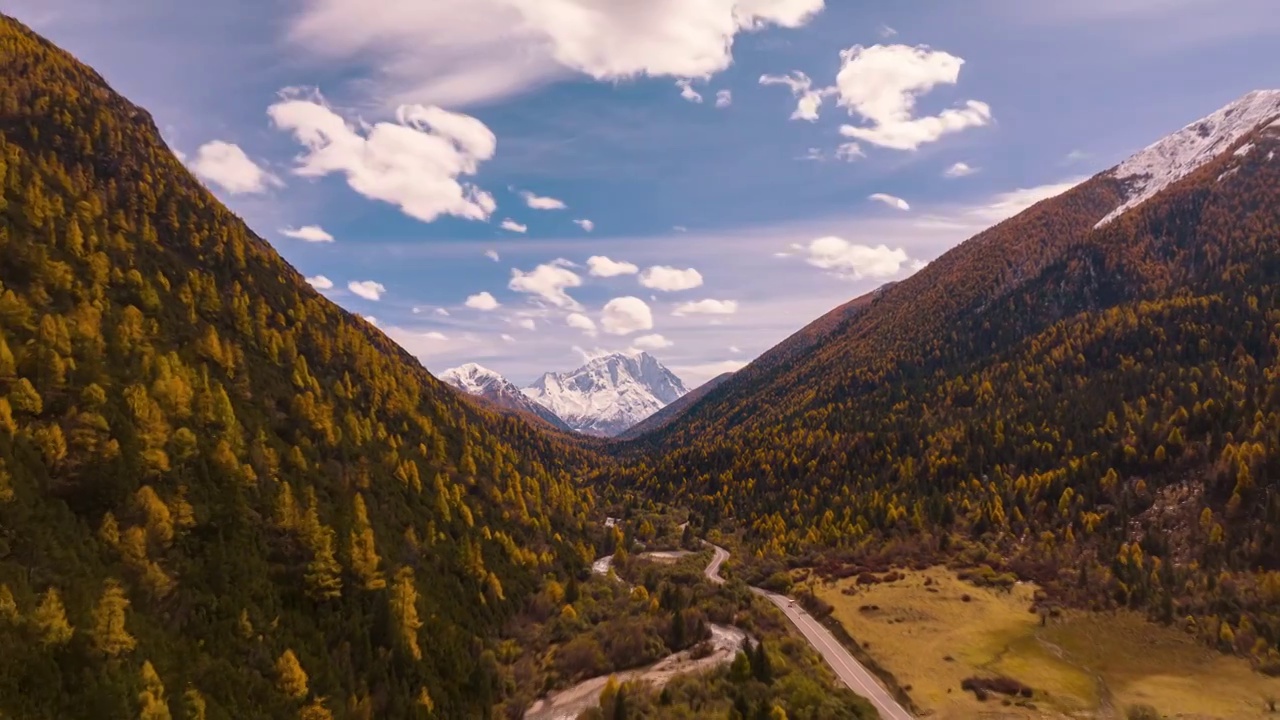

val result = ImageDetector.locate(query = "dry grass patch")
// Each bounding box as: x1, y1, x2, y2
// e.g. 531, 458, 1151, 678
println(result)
815, 567, 1278, 719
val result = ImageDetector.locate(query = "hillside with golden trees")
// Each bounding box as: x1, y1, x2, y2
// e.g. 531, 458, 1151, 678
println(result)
0, 15, 601, 718
613, 100, 1280, 666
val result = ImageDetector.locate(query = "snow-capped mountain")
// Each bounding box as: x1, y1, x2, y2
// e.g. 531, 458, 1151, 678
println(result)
1097, 89, 1280, 227
440, 363, 572, 432
522, 351, 689, 437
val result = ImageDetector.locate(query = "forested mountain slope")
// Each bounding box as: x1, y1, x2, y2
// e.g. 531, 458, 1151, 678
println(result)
0, 15, 597, 719
612, 94, 1280, 662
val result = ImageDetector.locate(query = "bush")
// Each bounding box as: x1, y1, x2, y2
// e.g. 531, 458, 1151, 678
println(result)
1125, 704, 1161, 720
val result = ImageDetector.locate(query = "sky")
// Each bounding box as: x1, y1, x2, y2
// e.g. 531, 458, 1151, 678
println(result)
9, 0, 1280, 386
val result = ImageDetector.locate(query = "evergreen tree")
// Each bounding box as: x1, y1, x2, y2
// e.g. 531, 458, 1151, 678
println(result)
90, 578, 137, 657
31, 587, 73, 647
275, 649, 309, 700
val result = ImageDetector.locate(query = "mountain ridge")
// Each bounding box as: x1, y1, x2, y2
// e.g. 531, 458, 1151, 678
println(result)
605, 89, 1280, 661
440, 362, 574, 432
521, 351, 688, 437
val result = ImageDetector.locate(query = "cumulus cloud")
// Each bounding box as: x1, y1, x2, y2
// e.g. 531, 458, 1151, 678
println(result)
423, 331, 448, 341
514, 317, 537, 331
715, 89, 733, 108
288, 0, 827, 108
673, 299, 739, 316
574, 218, 595, 232
601, 297, 655, 335
836, 142, 865, 161
566, 312, 598, 336
363, 315, 379, 326
281, 225, 335, 242
520, 190, 567, 210
587, 256, 639, 278
434, 308, 450, 316
268, 94, 496, 223
834, 44, 991, 151
501, 218, 528, 233
501, 333, 516, 343
676, 79, 704, 103
306, 275, 334, 290
869, 193, 911, 211
465, 291, 500, 310
759, 71, 833, 121
509, 263, 584, 309
190, 141, 282, 194
944, 161, 978, 178
485, 249, 500, 261
348, 280, 387, 300
801, 236, 910, 279
632, 333, 673, 350
639, 265, 704, 291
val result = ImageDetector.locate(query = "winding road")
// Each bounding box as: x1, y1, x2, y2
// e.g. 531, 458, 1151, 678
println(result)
704, 542, 915, 720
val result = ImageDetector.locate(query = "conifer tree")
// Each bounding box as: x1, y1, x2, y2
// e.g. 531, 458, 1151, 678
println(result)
90, 578, 137, 656
138, 660, 172, 720
389, 567, 424, 661
348, 493, 385, 590
275, 649, 309, 700
32, 587, 73, 647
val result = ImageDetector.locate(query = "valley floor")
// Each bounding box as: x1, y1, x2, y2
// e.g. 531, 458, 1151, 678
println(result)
813, 567, 1280, 719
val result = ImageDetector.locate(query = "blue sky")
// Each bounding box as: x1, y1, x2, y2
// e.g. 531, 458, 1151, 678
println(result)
11, 0, 1280, 386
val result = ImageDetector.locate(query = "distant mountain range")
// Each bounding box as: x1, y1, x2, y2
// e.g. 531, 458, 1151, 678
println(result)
442, 351, 689, 436
439, 363, 573, 432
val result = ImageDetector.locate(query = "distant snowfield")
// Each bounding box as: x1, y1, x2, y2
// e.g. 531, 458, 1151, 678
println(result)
1097, 89, 1280, 228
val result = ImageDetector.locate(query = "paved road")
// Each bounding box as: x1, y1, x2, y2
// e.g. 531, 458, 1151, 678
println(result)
703, 542, 914, 720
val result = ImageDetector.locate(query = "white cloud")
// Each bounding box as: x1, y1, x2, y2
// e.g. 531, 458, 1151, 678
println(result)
501, 333, 516, 343
673, 299, 739, 316
834, 44, 991, 151
190, 141, 281, 195
574, 218, 596, 232
434, 307, 450, 316
268, 94, 496, 223
729, 345, 742, 353
306, 275, 334, 290
676, 79, 704, 103
869, 193, 910, 211
632, 333, 673, 350
281, 225, 335, 242
485, 249, 500, 261
878, 24, 898, 38
423, 331, 448, 341
509, 263, 584, 309
715, 89, 733, 108
587, 256, 640, 277
944, 161, 978, 178
801, 236, 910, 279
759, 71, 832, 121
673, 226, 688, 233
639, 265, 704, 291
501, 218, 528, 233
348, 280, 387, 300
514, 317, 537, 331
836, 142, 865, 161
671, 360, 747, 386
601, 296, 654, 335
520, 190, 567, 210
1064, 149, 1090, 164
566, 312, 598, 336
363, 315, 379, 326
288, 0, 826, 108
965, 177, 1087, 223
465, 291, 500, 310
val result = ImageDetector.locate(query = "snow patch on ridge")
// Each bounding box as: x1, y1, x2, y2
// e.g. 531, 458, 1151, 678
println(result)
523, 352, 687, 436
1097, 90, 1280, 228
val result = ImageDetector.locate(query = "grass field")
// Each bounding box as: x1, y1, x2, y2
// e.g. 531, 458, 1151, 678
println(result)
813, 567, 1280, 719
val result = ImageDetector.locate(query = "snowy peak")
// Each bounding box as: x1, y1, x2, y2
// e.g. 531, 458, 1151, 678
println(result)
1097, 89, 1280, 228
523, 352, 688, 437
440, 363, 571, 431
440, 363, 506, 395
